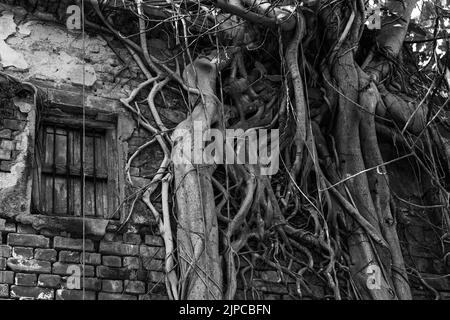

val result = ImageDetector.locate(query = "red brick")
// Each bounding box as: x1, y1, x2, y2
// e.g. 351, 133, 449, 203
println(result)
102, 256, 121, 267
16, 224, 37, 234
53, 236, 94, 251
123, 233, 141, 245
124, 280, 145, 294
59, 251, 80, 263
56, 289, 96, 300
144, 235, 164, 247
34, 249, 57, 262
0, 284, 8, 298
12, 247, 34, 259
419, 273, 450, 291
0, 140, 14, 151
102, 280, 123, 293
38, 274, 61, 288
0, 149, 11, 160
99, 241, 139, 256
140, 245, 164, 260
81, 278, 102, 292
148, 271, 165, 283
142, 258, 163, 271
0, 271, 14, 284
15, 273, 37, 287
96, 266, 146, 281
147, 282, 166, 295
123, 256, 140, 269
81, 252, 101, 265
104, 233, 123, 242
139, 294, 167, 300
3, 119, 24, 131
0, 245, 11, 258
10, 285, 54, 300
98, 292, 137, 300
0, 161, 12, 172
7, 233, 49, 248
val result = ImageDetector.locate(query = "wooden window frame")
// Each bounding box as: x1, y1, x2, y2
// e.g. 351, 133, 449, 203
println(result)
32, 106, 126, 223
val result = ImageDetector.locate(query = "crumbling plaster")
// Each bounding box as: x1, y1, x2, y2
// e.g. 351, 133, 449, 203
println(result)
0, 101, 34, 190
0, 5, 142, 235
0, 4, 140, 99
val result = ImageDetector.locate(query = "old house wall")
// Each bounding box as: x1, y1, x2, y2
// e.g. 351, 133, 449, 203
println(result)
0, 3, 167, 300
0, 2, 449, 300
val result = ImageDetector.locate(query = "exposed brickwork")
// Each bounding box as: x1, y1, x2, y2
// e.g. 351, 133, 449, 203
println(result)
34, 249, 57, 262
102, 280, 123, 293
7, 234, 49, 248
37, 274, 61, 288
0, 2, 170, 301
54, 237, 94, 252
0, 81, 30, 174
10, 285, 54, 300
15, 273, 37, 287
102, 256, 122, 267
0, 221, 168, 300
12, 247, 33, 259
99, 241, 139, 256
56, 289, 96, 300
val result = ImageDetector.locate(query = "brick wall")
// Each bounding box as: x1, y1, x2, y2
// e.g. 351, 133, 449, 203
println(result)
0, 92, 29, 173
0, 1, 449, 301
398, 208, 450, 299
0, 3, 170, 300
0, 220, 168, 300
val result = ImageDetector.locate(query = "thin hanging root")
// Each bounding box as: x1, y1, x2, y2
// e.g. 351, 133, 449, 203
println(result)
125, 137, 156, 184
326, 182, 389, 248
161, 173, 179, 300
410, 269, 440, 300
120, 79, 172, 196
120, 76, 159, 106
135, 0, 162, 76
286, 14, 307, 178
227, 170, 256, 237
148, 78, 170, 132
141, 173, 178, 300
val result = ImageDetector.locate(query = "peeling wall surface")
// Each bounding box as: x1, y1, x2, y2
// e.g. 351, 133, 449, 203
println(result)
0, 4, 169, 300
0, 83, 35, 218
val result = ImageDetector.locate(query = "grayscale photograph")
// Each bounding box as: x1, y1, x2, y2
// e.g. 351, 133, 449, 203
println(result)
0, 0, 449, 309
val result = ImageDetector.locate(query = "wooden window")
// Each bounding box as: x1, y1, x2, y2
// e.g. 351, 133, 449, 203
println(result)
32, 111, 124, 221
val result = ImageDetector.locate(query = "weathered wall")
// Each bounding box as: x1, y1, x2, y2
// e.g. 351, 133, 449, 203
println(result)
383, 142, 450, 300
0, 76, 35, 219
0, 222, 167, 300
0, 2, 449, 300
0, 3, 168, 300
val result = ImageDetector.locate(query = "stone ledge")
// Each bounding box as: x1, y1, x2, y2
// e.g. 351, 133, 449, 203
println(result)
14, 215, 110, 238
